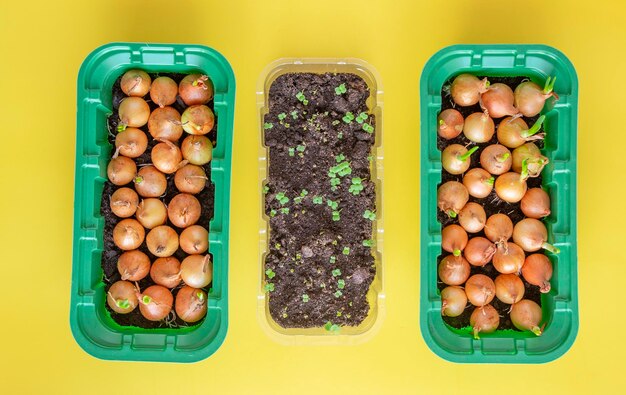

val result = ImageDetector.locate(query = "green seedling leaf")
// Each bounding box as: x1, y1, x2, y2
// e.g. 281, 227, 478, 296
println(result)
342, 247, 350, 255
337, 279, 345, 289
332, 268, 341, 277
264, 283, 275, 292
302, 294, 310, 303
264, 122, 273, 130
265, 269, 276, 279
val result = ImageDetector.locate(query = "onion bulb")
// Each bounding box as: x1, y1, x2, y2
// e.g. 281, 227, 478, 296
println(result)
175, 286, 208, 323
150, 76, 178, 108
146, 225, 179, 257
497, 115, 545, 149
437, 181, 469, 218
512, 143, 549, 179
181, 254, 213, 288
480, 144, 512, 175
134, 166, 167, 198
484, 214, 513, 245
510, 299, 543, 336
107, 280, 139, 314
463, 112, 494, 143
442, 144, 478, 175
438, 255, 470, 286
450, 74, 490, 106
179, 225, 209, 254
118, 97, 150, 130
470, 304, 500, 339
437, 109, 464, 139
115, 127, 148, 158
152, 140, 185, 174
181, 135, 213, 165
514, 77, 558, 117
522, 254, 553, 293
150, 257, 181, 288
148, 106, 183, 142
441, 286, 467, 317
465, 274, 496, 307
494, 273, 525, 304
120, 69, 151, 97
495, 172, 527, 203
513, 218, 560, 254
480, 83, 519, 118
493, 242, 525, 274
107, 156, 136, 186
464, 237, 496, 267
458, 202, 486, 233
110, 187, 139, 218
112, 219, 145, 250
175, 164, 208, 194
138, 285, 173, 321
117, 250, 150, 281
179, 74, 214, 106
135, 198, 167, 229
181, 105, 215, 135
521, 188, 551, 219
463, 168, 494, 199
168, 193, 201, 228
442, 224, 468, 256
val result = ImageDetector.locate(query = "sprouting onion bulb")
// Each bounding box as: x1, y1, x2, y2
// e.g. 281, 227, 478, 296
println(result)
167, 193, 201, 228
107, 280, 139, 314
175, 286, 208, 323
522, 254, 553, 293
512, 218, 560, 254
138, 285, 173, 321
134, 166, 167, 198
150, 76, 178, 108
512, 143, 549, 179
441, 286, 467, 317
118, 97, 150, 130
441, 144, 479, 175
150, 257, 181, 289
438, 255, 471, 286
464, 237, 496, 267
181, 135, 213, 165
148, 106, 183, 142
496, 115, 546, 149
112, 219, 145, 250
120, 69, 151, 97
152, 140, 185, 174
441, 224, 468, 257
521, 188, 551, 219
107, 156, 137, 186
179, 225, 209, 255
181, 105, 215, 135
437, 181, 469, 218
510, 299, 543, 336
494, 273, 525, 304
463, 168, 494, 199
484, 213, 513, 246
117, 250, 150, 281
180, 254, 213, 288
179, 74, 214, 106
480, 83, 519, 118
514, 77, 558, 117
450, 74, 490, 106
437, 109, 464, 139
146, 225, 179, 257
463, 112, 494, 143
494, 172, 527, 203
175, 164, 208, 194
470, 304, 500, 339
110, 187, 139, 218
458, 202, 486, 233
493, 242, 525, 274
135, 198, 167, 229
465, 274, 496, 307
480, 144, 512, 175
115, 127, 148, 158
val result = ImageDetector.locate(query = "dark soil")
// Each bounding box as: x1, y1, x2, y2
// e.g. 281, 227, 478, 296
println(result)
101, 72, 216, 329
263, 73, 377, 328
437, 76, 544, 331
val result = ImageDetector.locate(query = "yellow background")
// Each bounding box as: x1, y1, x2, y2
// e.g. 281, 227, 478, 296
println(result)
1, 0, 625, 393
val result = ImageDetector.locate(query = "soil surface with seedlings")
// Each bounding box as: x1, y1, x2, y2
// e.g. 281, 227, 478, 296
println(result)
438, 76, 543, 331
263, 73, 377, 329
102, 73, 216, 328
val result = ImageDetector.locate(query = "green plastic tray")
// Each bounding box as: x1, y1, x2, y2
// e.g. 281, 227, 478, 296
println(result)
70, 43, 235, 363
419, 45, 578, 363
